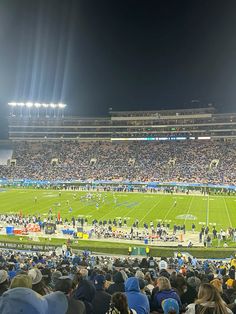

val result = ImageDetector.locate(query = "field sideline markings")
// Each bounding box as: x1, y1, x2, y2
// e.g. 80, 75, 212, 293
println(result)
139, 196, 165, 224
222, 197, 232, 228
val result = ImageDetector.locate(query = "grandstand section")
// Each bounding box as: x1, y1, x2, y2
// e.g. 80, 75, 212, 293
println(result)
8, 107, 236, 140
2, 108, 236, 187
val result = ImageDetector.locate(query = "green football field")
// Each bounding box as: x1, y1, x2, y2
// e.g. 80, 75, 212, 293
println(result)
0, 189, 235, 231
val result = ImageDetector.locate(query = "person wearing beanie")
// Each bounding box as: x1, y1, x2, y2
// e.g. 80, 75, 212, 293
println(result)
92, 274, 111, 314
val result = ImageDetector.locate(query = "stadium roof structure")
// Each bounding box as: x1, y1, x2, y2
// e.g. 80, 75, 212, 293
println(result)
7, 106, 236, 141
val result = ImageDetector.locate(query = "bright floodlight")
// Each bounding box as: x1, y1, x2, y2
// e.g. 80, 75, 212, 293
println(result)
58, 103, 66, 109
8, 102, 67, 109
34, 103, 41, 108
25, 102, 33, 108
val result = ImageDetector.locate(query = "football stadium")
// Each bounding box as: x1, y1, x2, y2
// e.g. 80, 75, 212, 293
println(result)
1, 1, 236, 314
1, 107, 236, 251
0, 104, 236, 313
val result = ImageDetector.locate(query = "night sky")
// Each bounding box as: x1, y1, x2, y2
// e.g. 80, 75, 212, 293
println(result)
0, 0, 236, 137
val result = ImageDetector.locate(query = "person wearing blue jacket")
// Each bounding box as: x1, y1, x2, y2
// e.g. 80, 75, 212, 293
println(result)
125, 277, 150, 314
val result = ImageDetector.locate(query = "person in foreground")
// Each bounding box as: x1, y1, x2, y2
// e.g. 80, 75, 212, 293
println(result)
185, 283, 232, 314
0, 287, 68, 314
106, 292, 137, 314
125, 277, 150, 314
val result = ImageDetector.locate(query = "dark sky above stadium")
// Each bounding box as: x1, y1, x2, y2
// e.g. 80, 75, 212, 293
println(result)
0, 0, 236, 137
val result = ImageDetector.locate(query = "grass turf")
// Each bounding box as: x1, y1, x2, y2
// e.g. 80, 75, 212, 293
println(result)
0, 188, 235, 231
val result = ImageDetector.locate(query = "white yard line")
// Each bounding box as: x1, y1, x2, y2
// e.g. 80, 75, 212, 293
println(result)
206, 195, 210, 226
139, 196, 165, 224
184, 196, 194, 225
223, 197, 232, 227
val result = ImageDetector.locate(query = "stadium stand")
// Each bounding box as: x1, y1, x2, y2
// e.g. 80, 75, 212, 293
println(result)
0, 249, 235, 313
0, 140, 235, 185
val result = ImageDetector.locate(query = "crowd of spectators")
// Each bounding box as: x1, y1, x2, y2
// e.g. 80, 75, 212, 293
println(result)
0, 140, 235, 185
0, 249, 236, 313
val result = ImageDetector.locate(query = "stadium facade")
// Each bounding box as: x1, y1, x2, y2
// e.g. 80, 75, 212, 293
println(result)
8, 107, 236, 141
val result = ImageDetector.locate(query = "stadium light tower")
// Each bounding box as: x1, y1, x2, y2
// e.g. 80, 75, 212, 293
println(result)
8, 102, 67, 118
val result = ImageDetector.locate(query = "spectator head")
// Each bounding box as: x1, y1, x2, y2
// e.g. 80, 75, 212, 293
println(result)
159, 260, 168, 271
10, 274, 32, 289
55, 276, 73, 295
94, 274, 106, 291
110, 292, 130, 314
157, 277, 171, 291
197, 283, 226, 311
28, 268, 42, 285
138, 278, 146, 290
135, 270, 145, 280
120, 270, 128, 282
162, 298, 179, 314
79, 268, 88, 280
51, 270, 62, 289
210, 279, 223, 293
187, 276, 201, 291
0, 287, 68, 314
226, 278, 234, 289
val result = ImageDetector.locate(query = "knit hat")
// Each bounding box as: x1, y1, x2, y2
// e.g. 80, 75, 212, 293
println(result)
0, 287, 68, 314
10, 274, 32, 289
28, 268, 42, 285
162, 298, 179, 314
0, 270, 8, 284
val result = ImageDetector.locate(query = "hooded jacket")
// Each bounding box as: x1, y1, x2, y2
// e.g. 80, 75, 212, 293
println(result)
73, 279, 96, 314
125, 277, 150, 314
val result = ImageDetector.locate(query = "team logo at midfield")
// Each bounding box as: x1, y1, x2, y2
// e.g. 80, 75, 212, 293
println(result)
176, 214, 197, 220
